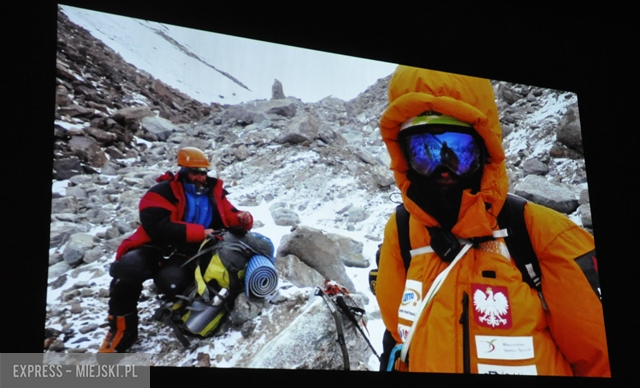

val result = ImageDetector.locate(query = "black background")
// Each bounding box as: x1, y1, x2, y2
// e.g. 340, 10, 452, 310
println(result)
8, 2, 636, 387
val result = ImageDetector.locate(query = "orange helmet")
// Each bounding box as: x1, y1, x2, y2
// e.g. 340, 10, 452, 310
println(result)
177, 147, 210, 170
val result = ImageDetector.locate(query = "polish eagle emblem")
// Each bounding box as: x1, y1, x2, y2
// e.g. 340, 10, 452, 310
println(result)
473, 287, 509, 327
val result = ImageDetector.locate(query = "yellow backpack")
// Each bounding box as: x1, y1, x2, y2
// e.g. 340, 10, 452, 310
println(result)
154, 231, 275, 345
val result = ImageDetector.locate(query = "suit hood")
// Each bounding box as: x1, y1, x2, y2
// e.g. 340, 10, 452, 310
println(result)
380, 66, 508, 238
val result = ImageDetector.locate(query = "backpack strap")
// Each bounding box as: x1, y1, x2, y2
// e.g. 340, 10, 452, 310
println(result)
375, 204, 412, 371
380, 195, 548, 371
395, 204, 412, 271
497, 194, 546, 309
397, 196, 542, 293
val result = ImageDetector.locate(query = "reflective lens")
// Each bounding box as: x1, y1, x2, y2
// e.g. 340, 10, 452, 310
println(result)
403, 131, 483, 177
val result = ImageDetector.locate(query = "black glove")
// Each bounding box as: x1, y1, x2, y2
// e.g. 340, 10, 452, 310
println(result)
227, 226, 248, 237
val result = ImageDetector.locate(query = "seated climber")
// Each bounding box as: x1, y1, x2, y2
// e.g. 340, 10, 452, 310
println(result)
99, 146, 253, 353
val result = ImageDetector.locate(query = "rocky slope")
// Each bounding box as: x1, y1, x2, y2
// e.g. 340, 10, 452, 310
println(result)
46, 6, 592, 369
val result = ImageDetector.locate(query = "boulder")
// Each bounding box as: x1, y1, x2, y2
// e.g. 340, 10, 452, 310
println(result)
247, 296, 371, 370
51, 197, 79, 214
271, 208, 300, 226
62, 233, 96, 266
48, 262, 71, 280
327, 233, 368, 268
317, 125, 348, 146
496, 83, 522, 105
371, 165, 395, 187
522, 158, 549, 176
53, 157, 84, 180
229, 293, 266, 327
58, 104, 96, 118
112, 106, 155, 123
234, 145, 250, 161
278, 114, 319, 144
277, 226, 355, 291
49, 221, 87, 248
579, 188, 590, 205
87, 127, 118, 145
348, 207, 369, 223
514, 175, 579, 214
68, 136, 109, 167
82, 246, 105, 264
64, 186, 87, 199
271, 79, 285, 100
224, 99, 298, 124
556, 103, 583, 154
348, 145, 378, 166
275, 254, 325, 288
141, 116, 176, 141
579, 203, 593, 229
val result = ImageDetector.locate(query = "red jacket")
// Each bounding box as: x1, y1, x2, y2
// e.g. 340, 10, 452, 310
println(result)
115, 171, 252, 260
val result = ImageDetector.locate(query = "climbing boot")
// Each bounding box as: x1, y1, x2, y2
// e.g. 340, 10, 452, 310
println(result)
98, 312, 138, 353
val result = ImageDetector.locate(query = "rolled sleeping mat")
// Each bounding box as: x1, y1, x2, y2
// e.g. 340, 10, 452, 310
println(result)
245, 254, 278, 298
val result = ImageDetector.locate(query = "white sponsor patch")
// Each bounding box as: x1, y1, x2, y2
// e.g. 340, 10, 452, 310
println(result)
398, 324, 411, 341
475, 335, 534, 360
398, 279, 422, 321
477, 363, 538, 375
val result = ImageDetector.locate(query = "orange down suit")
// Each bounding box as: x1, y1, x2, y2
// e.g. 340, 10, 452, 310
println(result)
376, 66, 610, 376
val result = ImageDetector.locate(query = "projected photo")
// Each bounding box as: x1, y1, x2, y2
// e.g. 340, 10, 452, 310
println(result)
48, 5, 608, 376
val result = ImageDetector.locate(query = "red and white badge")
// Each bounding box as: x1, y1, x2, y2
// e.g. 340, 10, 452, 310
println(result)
472, 284, 512, 329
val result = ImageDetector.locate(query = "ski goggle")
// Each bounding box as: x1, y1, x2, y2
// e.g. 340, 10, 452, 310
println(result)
188, 168, 208, 176
401, 127, 484, 177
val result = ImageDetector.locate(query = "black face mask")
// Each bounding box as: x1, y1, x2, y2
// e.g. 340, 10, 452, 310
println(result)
406, 166, 483, 231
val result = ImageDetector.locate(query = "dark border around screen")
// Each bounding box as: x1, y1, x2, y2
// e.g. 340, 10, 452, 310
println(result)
11, 2, 636, 387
